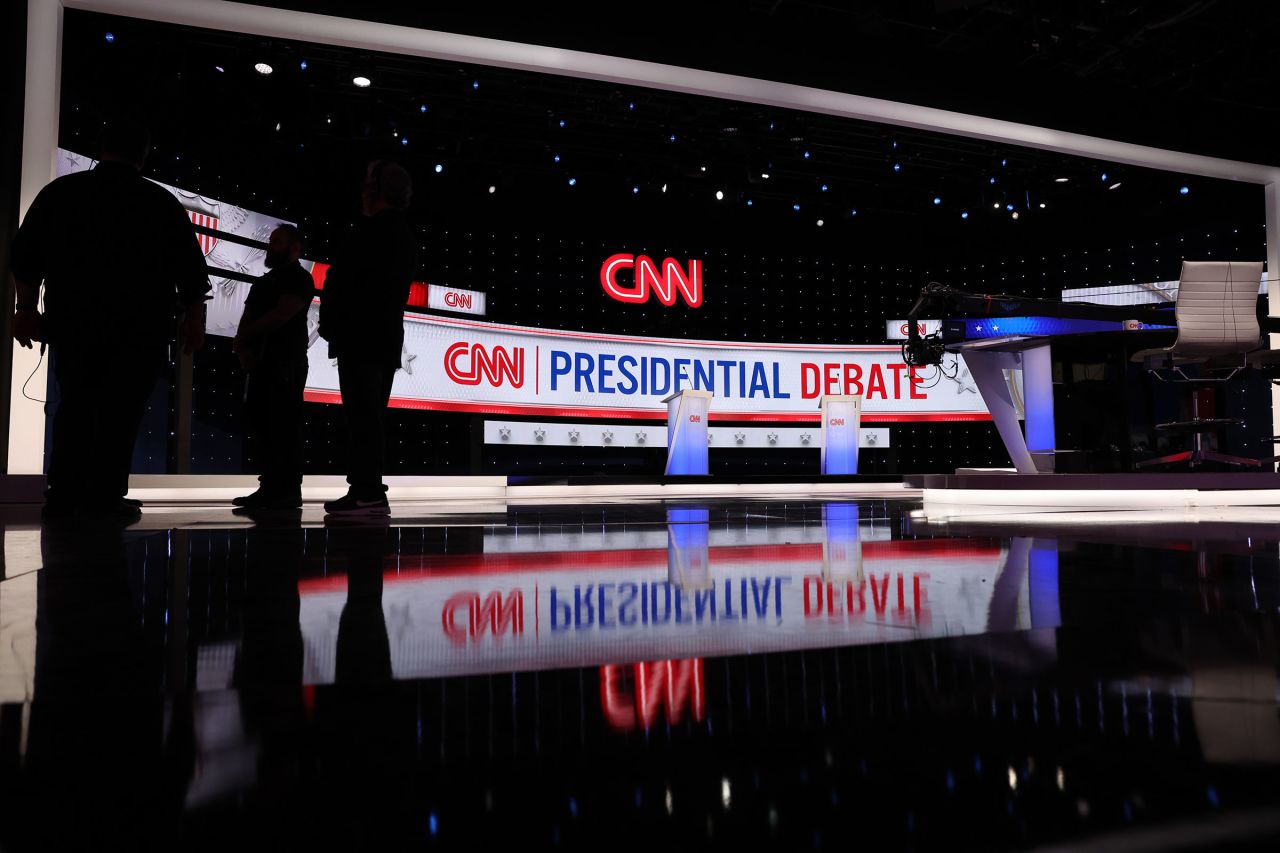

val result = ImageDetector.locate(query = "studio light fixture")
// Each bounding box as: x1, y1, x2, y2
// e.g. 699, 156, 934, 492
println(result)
1179, 186, 1190, 194
352, 76, 371, 87
792, 203, 801, 211
104, 32, 115, 43
821, 184, 829, 192
715, 190, 724, 200
1054, 177, 1069, 183
961, 211, 969, 219
1039, 202, 1046, 208
255, 62, 273, 75
632, 186, 639, 194
420, 104, 427, 113
933, 197, 941, 205
568, 177, 577, 186
1011, 212, 1020, 219
761, 172, 770, 179
1109, 182, 1122, 190
434, 163, 443, 173
893, 163, 901, 172
488, 186, 496, 194
299, 60, 308, 70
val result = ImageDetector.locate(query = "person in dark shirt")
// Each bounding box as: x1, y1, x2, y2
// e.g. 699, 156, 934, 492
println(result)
232, 224, 316, 511
317, 160, 418, 516
9, 119, 209, 519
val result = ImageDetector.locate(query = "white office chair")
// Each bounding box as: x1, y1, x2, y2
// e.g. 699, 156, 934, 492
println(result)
1131, 260, 1264, 469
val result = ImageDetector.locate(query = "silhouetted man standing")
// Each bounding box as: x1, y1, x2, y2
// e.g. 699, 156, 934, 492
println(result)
233, 224, 315, 511
318, 160, 417, 516
10, 119, 208, 519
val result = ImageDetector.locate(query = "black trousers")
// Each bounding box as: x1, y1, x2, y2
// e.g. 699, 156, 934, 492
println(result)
47, 344, 161, 506
336, 356, 396, 495
245, 358, 309, 496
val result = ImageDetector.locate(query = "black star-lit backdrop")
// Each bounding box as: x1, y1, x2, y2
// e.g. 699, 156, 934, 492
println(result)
53, 11, 1270, 477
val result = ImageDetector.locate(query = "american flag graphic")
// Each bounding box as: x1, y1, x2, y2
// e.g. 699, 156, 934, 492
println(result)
188, 211, 219, 256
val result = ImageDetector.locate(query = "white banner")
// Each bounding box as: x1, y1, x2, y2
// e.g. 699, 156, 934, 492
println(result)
297, 537, 1019, 684
304, 315, 985, 422
885, 319, 941, 340
428, 283, 486, 315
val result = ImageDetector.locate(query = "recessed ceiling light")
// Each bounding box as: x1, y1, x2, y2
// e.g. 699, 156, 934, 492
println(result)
715, 190, 724, 200
352, 76, 371, 87
1054, 177, 1069, 183
255, 63, 273, 75
1109, 182, 1122, 190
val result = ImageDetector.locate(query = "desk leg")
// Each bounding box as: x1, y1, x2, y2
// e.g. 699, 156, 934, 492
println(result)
965, 350, 1037, 474
1022, 344, 1056, 473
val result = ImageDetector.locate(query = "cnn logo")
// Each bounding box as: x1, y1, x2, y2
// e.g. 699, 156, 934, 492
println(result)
443, 290, 472, 309
601, 254, 703, 308
444, 342, 524, 388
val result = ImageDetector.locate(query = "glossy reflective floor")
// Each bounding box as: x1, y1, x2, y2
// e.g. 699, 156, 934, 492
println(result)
2, 497, 1280, 850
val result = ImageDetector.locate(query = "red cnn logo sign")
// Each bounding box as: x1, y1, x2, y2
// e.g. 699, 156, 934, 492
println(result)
601, 254, 703, 308
600, 659, 705, 732
444, 290, 472, 310
441, 590, 524, 645
444, 342, 525, 388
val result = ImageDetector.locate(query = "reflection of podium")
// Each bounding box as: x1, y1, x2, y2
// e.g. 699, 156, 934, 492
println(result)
820, 394, 863, 475
667, 507, 711, 590
663, 390, 712, 475
821, 503, 862, 582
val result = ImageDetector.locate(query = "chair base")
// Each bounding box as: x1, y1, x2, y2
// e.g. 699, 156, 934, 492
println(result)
1136, 448, 1261, 470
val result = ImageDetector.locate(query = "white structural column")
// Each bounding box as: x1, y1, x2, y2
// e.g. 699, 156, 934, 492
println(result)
7, 0, 61, 474
1268, 181, 1280, 453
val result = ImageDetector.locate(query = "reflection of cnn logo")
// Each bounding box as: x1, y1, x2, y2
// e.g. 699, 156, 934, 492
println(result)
601, 254, 703, 308
444, 342, 524, 387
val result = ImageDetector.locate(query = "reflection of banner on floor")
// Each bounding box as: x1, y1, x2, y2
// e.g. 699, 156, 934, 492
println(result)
302, 314, 988, 422
296, 539, 1019, 684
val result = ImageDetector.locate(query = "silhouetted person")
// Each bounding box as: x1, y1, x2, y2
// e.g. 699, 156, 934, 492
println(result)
317, 160, 417, 517
9, 118, 208, 520
232, 225, 316, 510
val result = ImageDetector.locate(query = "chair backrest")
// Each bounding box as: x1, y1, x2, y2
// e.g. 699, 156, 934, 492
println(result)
1171, 260, 1263, 356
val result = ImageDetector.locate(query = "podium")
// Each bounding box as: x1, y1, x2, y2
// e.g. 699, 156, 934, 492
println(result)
663, 389, 712, 475
820, 394, 862, 475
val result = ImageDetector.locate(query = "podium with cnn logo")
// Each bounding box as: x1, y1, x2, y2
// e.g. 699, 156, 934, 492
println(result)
820, 394, 863, 475
663, 390, 712, 475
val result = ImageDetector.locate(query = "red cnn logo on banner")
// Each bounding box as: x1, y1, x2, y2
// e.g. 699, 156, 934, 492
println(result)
444, 342, 525, 388
601, 254, 703, 308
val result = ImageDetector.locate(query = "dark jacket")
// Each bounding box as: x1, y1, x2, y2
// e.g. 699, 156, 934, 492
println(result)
317, 209, 418, 368
9, 161, 210, 354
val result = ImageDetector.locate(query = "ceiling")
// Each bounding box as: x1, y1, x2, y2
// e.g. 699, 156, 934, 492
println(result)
53, 7, 1265, 263
240, 0, 1280, 167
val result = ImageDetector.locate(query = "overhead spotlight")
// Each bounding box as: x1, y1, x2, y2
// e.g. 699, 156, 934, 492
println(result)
821, 184, 829, 192
1179, 185, 1189, 195
1001, 158, 1007, 167
669, 134, 677, 142
792, 203, 801, 211
989, 176, 996, 184
558, 119, 566, 128
472, 80, 480, 90
215, 65, 225, 73
1109, 182, 1122, 190
803, 151, 811, 159
817, 219, 824, 227
1038, 202, 1046, 208
1011, 212, 1020, 219
893, 163, 901, 173
661, 183, 667, 193
1054, 177, 1069, 183
274, 122, 281, 132
722, 126, 738, 133
961, 211, 969, 219
104, 32, 115, 43
628, 102, 635, 110
420, 104, 428, 113
1100, 172, 1108, 181
568, 177, 577, 186
488, 185, 496, 194
434, 163, 443, 173
553, 154, 560, 163
700, 165, 707, 172
892, 140, 898, 149
993, 202, 1001, 209
761, 172, 770, 179
768, 122, 775, 130
746, 199, 753, 206
933, 197, 941, 205
352, 76, 371, 87
632, 186, 639, 194
400, 137, 408, 146
715, 190, 724, 200
299, 60, 308, 70
255, 63, 274, 75
1006, 203, 1014, 211
850, 209, 857, 216
393, 131, 399, 137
